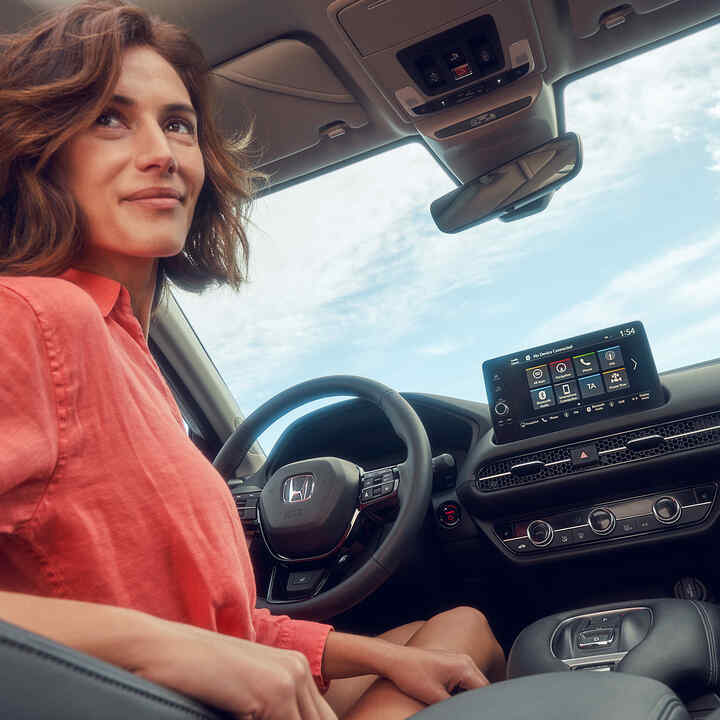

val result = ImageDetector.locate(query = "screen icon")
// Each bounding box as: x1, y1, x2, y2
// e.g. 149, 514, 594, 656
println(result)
572, 352, 600, 376
578, 373, 605, 399
525, 364, 550, 388
549, 358, 575, 383
598, 346, 624, 371
530, 385, 556, 410
603, 367, 630, 392
554, 379, 580, 404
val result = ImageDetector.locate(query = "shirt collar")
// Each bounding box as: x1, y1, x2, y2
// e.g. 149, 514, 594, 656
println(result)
57, 268, 123, 318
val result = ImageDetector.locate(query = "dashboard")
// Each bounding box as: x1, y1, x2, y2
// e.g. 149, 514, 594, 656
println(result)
246, 331, 720, 570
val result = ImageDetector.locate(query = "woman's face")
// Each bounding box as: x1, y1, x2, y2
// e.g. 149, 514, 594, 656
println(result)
56, 46, 206, 268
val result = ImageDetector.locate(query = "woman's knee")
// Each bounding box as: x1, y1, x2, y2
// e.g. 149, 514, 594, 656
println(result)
429, 605, 492, 635
427, 606, 505, 665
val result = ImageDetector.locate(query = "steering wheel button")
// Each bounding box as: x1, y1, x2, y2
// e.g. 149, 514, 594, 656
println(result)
286, 569, 324, 597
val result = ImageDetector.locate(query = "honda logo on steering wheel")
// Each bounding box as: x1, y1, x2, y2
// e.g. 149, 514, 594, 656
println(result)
282, 474, 315, 503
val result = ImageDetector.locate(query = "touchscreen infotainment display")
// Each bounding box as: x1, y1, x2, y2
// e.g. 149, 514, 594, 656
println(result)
482, 321, 665, 444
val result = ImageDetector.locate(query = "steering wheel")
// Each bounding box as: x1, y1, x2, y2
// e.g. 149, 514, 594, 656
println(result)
212, 375, 433, 621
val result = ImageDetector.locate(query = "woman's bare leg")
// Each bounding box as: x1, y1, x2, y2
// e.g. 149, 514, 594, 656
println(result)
323, 620, 424, 719
324, 607, 505, 720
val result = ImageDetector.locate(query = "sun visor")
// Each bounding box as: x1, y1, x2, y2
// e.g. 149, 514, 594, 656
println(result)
212, 39, 368, 166
568, 0, 682, 38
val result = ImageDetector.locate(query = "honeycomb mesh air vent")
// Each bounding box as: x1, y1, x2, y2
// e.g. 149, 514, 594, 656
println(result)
476, 410, 720, 492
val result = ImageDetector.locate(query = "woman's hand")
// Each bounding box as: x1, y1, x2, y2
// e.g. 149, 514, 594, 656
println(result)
378, 644, 489, 705
130, 615, 337, 720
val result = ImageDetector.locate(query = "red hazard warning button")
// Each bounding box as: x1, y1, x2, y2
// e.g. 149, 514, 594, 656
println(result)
570, 444, 599, 467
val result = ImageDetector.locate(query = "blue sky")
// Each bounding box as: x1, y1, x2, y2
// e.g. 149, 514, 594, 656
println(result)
176, 24, 720, 452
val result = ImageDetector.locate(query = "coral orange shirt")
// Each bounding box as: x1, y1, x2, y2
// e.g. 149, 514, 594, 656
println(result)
0, 269, 332, 689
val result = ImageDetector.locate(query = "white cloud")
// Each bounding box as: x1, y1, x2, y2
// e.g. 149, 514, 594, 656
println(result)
416, 341, 462, 356
528, 230, 720, 372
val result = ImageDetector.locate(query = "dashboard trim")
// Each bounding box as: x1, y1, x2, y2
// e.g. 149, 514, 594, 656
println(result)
474, 409, 720, 493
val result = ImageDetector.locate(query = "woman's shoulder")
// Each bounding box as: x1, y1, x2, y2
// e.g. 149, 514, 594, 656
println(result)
0, 274, 103, 332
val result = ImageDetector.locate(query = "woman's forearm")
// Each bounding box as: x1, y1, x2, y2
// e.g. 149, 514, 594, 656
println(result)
0, 590, 164, 672
322, 630, 402, 680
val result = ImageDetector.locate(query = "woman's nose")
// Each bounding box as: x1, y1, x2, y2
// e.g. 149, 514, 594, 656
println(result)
135, 122, 177, 174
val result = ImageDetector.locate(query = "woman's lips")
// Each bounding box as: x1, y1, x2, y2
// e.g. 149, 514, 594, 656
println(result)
124, 197, 181, 209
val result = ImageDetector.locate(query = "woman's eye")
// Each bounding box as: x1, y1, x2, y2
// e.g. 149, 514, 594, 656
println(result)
166, 118, 196, 136
96, 111, 123, 128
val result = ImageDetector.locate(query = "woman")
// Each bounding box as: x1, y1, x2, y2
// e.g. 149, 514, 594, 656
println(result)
0, 2, 506, 718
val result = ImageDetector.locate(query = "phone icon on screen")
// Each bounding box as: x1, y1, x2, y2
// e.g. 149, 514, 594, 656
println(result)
579, 357, 593, 367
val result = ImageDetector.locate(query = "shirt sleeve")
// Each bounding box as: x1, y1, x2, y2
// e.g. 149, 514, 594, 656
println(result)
252, 607, 334, 692
0, 285, 59, 534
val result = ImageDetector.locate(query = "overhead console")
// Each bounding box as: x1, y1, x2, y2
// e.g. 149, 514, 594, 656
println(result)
328, 0, 550, 174
394, 14, 530, 119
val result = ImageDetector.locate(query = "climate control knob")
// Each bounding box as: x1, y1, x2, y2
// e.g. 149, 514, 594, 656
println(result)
653, 496, 681, 525
588, 507, 616, 535
527, 520, 554, 547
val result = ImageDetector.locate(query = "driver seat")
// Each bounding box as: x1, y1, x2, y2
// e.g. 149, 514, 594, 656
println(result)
0, 615, 708, 720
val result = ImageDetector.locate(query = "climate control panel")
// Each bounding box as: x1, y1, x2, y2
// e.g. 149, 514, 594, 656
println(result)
495, 483, 716, 555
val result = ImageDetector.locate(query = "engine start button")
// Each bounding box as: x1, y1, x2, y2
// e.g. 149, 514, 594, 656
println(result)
437, 502, 462, 528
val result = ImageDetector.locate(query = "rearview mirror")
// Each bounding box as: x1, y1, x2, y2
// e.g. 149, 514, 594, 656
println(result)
430, 132, 582, 233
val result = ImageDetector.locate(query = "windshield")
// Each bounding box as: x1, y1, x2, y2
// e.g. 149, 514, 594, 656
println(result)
175, 24, 720, 451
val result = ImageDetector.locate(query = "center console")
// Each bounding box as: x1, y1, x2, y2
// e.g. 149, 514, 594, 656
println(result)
448, 322, 720, 564
507, 598, 720, 703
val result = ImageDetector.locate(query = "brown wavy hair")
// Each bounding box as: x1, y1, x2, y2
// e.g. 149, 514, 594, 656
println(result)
0, 0, 260, 317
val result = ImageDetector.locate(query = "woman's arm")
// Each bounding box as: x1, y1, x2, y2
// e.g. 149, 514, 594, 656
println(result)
322, 630, 488, 705
0, 591, 337, 719
0, 590, 154, 670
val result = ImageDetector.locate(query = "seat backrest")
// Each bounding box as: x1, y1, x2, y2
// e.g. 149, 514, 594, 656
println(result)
0, 617, 230, 719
